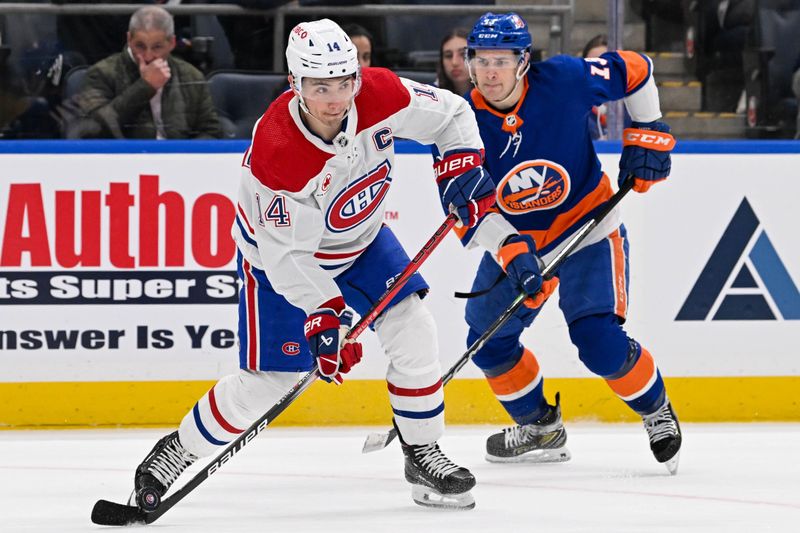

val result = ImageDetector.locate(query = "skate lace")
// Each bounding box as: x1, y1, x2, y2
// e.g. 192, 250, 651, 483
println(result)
148, 437, 197, 489
415, 443, 460, 479
503, 425, 537, 448
643, 403, 678, 443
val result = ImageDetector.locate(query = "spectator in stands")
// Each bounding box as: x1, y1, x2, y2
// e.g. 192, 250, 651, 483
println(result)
343, 23, 374, 68
74, 6, 222, 139
436, 28, 471, 96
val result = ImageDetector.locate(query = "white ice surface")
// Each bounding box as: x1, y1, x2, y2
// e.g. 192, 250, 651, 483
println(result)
1, 424, 798, 532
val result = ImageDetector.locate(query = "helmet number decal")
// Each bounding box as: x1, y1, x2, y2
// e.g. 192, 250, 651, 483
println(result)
327, 42, 341, 52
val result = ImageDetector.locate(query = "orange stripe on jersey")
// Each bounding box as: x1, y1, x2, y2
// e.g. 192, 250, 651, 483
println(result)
617, 50, 650, 93
607, 348, 655, 399
608, 229, 628, 319
470, 77, 529, 134
519, 173, 614, 250
486, 348, 540, 397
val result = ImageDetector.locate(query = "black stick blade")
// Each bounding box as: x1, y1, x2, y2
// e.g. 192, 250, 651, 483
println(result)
91, 499, 147, 526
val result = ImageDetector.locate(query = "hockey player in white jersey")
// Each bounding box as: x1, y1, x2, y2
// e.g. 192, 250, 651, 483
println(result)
129, 19, 497, 511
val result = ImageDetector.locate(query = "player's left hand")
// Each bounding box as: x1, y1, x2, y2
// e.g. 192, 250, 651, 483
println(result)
619, 120, 676, 193
497, 234, 558, 309
434, 149, 496, 228
304, 305, 363, 385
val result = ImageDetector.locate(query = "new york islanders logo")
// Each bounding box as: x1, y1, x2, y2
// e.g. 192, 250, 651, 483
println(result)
326, 160, 392, 233
496, 159, 570, 214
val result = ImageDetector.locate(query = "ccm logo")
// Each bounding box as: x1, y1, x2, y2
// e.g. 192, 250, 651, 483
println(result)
625, 132, 672, 146
434, 153, 479, 180
282, 342, 301, 356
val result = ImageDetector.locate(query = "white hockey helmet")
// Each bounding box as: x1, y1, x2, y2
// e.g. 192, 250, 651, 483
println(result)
286, 19, 361, 98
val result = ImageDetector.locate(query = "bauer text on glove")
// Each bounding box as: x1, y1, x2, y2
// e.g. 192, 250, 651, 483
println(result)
304, 298, 363, 385
434, 149, 496, 228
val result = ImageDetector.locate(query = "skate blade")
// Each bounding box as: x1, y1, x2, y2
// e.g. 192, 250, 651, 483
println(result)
663, 450, 680, 475
411, 484, 475, 510
486, 446, 571, 464
362, 431, 392, 453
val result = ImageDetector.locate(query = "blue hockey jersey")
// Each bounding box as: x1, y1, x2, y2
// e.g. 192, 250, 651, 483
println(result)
463, 51, 659, 255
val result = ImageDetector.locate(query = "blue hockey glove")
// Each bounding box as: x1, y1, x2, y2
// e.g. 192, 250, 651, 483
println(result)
497, 234, 559, 309
303, 298, 362, 385
619, 121, 676, 193
434, 149, 496, 228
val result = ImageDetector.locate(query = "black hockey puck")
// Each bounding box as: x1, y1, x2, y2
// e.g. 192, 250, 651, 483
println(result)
136, 487, 161, 512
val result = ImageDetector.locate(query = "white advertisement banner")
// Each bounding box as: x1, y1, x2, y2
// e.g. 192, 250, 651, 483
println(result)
1, 148, 798, 382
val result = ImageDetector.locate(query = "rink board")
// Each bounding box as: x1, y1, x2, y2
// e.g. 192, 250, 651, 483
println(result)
1, 140, 799, 427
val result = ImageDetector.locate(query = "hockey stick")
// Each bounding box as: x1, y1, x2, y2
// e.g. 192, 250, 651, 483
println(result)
90, 213, 459, 526
362, 177, 635, 453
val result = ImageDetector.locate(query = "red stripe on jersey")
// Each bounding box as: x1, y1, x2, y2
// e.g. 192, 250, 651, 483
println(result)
387, 379, 443, 397
314, 247, 366, 260
208, 386, 244, 434
243, 259, 259, 370
355, 68, 411, 134
618, 50, 650, 93
237, 203, 255, 235
249, 91, 333, 193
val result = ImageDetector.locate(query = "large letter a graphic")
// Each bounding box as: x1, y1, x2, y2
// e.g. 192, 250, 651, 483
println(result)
676, 198, 800, 321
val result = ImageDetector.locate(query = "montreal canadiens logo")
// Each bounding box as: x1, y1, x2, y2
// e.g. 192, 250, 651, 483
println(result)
326, 160, 392, 233
282, 342, 301, 356
496, 159, 570, 214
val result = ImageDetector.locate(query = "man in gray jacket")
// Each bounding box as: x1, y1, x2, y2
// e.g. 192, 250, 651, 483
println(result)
75, 5, 222, 139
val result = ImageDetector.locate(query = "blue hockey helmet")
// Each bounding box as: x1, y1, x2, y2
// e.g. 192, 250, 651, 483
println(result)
467, 12, 532, 53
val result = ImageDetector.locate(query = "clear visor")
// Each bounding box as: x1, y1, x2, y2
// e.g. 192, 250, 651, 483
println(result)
467, 52, 523, 71
299, 75, 358, 104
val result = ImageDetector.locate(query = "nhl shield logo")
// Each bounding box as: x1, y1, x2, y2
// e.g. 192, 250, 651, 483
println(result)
496, 159, 571, 214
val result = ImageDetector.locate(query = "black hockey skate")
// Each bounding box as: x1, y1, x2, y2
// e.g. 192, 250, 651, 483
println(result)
131, 431, 198, 512
643, 400, 682, 475
486, 392, 571, 463
398, 426, 476, 510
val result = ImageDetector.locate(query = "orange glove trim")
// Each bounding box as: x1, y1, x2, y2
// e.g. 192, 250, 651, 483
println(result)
622, 128, 676, 151
523, 277, 560, 309
496, 240, 530, 272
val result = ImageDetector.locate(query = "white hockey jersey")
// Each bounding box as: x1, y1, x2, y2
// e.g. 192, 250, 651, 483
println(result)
233, 68, 484, 315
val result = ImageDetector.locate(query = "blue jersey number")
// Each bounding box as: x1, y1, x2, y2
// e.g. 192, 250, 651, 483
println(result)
265, 195, 292, 227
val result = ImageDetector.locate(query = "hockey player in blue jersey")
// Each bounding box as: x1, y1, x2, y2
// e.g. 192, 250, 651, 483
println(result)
456, 12, 682, 473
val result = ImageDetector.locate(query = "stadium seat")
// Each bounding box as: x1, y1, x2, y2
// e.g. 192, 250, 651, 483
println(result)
393, 70, 438, 86
743, 0, 800, 138
206, 70, 287, 139
61, 65, 88, 102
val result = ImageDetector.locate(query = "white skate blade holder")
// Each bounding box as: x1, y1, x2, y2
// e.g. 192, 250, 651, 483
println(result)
411, 485, 475, 510
362, 431, 394, 453
485, 446, 572, 464
664, 450, 680, 475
